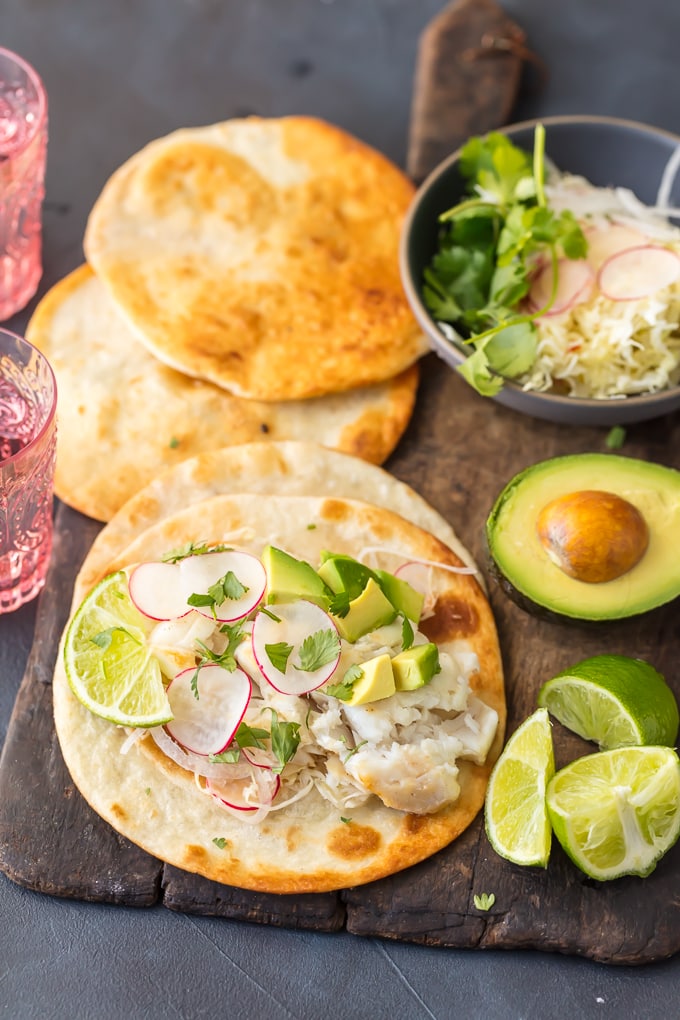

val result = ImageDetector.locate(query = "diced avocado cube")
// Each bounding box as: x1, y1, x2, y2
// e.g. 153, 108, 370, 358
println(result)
391, 642, 440, 691
331, 577, 397, 642
317, 552, 376, 601
374, 569, 424, 622
346, 653, 396, 706
262, 545, 331, 609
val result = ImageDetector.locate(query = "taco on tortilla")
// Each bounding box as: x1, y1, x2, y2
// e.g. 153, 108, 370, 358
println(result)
55, 490, 504, 893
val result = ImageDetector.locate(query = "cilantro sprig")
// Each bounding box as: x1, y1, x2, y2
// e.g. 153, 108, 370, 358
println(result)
161, 541, 232, 563
423, 125, 588, 396
190, 621, 246, 699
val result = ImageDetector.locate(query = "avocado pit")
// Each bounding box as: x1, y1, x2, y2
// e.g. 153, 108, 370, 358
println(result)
536, 489, 649, 583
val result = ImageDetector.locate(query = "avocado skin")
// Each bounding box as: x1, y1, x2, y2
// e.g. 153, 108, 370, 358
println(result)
485, 453, 680, 622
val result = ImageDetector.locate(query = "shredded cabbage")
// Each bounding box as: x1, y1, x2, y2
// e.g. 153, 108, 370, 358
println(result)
520, 172, 680, 398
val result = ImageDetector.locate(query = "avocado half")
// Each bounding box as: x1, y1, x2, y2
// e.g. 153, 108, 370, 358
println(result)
486, 453, 680, 621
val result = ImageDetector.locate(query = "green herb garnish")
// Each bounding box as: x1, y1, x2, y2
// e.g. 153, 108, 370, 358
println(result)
324, 663, 363, 701
187, 570, 248, 614
423, 125, 588, 396
190, 622, 246, 699
473, 892, 496, 911
401, 615, 414, 651
259, 606, 281, 622
90, 626, 139, 650
162, 541, 232, 563
266, 641, 293, 673
212, 837, 228, 850
605, 425, 626, 450
296, 628, 341, 672
264, 708, 301, 774
343, 739, 367, 763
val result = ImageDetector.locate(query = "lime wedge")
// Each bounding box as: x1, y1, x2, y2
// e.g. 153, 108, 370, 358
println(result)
538, 655, 679, 750
546, 746, 680, 880
485, 707, 555, 867
64, 570, 172, 728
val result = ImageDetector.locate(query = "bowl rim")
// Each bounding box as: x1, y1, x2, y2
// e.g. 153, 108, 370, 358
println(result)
400, 114, 680, 411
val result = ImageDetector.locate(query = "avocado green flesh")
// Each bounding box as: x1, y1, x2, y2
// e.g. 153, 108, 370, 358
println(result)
318, 554, 375, 601
263, 545, 331, 609
332, 577, 397, 642
486, 454, 680, 620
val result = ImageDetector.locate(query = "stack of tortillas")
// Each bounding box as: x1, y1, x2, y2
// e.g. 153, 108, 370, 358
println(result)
27, 116, 428, 522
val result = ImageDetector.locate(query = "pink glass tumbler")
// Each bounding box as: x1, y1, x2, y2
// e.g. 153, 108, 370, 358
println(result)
0, 47, 48, 321
0, 327, 57, 612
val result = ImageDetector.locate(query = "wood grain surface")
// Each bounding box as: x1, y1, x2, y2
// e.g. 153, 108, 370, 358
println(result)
0, 351, 678, 964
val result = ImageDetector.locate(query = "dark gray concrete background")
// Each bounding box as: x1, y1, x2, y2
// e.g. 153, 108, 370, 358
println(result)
2, 2, 679, 1016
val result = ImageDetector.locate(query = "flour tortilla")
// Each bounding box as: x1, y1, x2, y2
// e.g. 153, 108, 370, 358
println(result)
54, 493, 504, 893
26, 267, 419, 522
74, 441, 483, 605
84, 116, 428, 400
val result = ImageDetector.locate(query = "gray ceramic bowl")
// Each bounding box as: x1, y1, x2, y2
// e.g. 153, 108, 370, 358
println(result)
400, 115, 680, 425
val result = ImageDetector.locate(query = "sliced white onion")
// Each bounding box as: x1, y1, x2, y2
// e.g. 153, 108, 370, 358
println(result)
128, 561, 191, 621
178, 550, 267, 623
597, 244, 680, 301
165, 663, 252, 756
241, 743, 277, 770
357, 546, 477, 575
120, 727, 149, 755
251, 601, 340, 696
149, 723, 252, 780
206, 767, 281, 822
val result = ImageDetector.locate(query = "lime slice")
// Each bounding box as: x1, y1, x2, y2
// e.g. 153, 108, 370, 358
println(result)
485, 707, 555, 867
546, 746, 680, 880
64, 570, 172, 727
538, 655, 679, 750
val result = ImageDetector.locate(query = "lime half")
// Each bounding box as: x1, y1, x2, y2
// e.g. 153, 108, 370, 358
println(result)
538, 654, 679, 750
64, 571, 172, 728
547, 746, 680, 881
485, 707, 555, 867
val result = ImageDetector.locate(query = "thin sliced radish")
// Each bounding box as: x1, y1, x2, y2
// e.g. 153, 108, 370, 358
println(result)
394, 561, 431, 595
206, 769, 281, 812
251, 600, 340, 696
528, 258, 594, 316
128, 561, 191, 621
597, 244, 680, 300
179, 550, 266, 623
584, 224, 649, 271
165, 663, 251, 756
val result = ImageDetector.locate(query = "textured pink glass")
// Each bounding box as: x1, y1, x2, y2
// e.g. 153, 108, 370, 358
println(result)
0, 47, 48, 321
0, 328, 57, 612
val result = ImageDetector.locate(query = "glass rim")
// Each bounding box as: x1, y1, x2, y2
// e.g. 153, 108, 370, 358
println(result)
0, 45, 48, 156
0, 326, 57, 466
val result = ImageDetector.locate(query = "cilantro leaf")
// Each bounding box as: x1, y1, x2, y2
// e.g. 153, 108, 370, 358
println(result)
423, 125, 589, 397
401, 616, 414, 651
324, 663, 363, 701
328, 591, 351, 619
90, 626, 139, 650
264, 708, 301, 774
188, 570, 248, 615
266, 641, 293, 673
296, 628, 341, 672
162, 541, 232, 563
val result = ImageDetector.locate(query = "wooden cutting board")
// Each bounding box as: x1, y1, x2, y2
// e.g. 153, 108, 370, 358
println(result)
1, 0, 679, 965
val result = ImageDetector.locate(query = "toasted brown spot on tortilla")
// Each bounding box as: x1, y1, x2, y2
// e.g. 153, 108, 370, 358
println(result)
110, 803, 126, 821
285, 825, 303, 853
320, 498, 352, 523
326, 822, 382, 860
421, 593, 480, 642
183, 844, 210, 868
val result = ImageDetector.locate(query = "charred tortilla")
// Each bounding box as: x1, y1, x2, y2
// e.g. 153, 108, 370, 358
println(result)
54, 493, 504, 893
26, 269, 418, 522
83, 116, 427, 401
74, 441, 482, 603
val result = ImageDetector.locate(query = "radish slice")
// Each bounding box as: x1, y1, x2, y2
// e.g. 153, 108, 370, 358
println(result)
149, 724, 253, 780
528, 258, 594, 316
178, 550, 266, 623
165, 663, 251, 756
128, 562, 191, 621
597, 244, 680, 300
251, 600, 340, 696
394, 560, 431, 595
206, 769, 281, 812
584, 225, 649, 271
